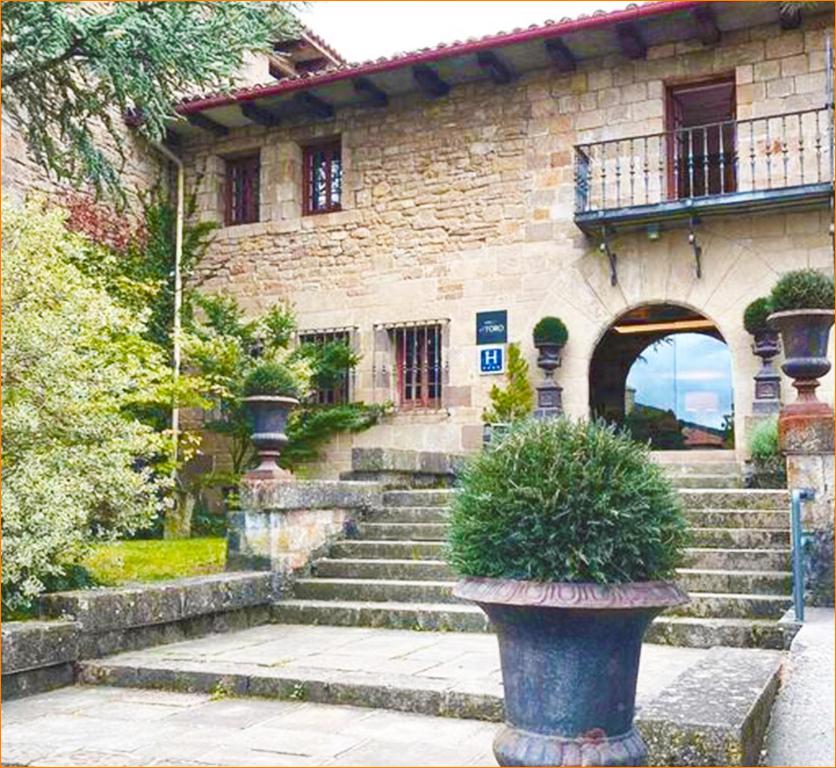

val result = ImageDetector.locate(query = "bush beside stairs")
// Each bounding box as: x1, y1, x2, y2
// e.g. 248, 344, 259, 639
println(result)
275, 451, 796, 650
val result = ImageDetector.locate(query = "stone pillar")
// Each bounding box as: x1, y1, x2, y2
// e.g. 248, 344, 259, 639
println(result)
534, 380, 563, 420
227, 478, 381, 574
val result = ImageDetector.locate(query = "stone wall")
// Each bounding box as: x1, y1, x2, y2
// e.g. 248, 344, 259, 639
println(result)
181, 14, 834, 476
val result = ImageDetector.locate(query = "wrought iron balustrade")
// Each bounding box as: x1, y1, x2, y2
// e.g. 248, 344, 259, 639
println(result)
575, 106, 833, 215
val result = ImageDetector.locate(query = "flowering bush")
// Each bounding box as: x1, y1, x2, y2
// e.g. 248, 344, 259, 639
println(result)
2, 200, 173, 610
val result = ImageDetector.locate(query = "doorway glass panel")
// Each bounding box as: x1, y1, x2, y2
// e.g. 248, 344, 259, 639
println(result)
624, 333, 734, 449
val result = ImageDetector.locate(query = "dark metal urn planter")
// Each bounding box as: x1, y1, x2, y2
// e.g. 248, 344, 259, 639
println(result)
242, 395, 299, 476
455, 577, 688, 767
533, 341, 564, 419
751, 330, 782, 413
768, 309, 834, 412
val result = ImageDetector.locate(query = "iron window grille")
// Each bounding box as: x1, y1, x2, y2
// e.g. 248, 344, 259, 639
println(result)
298, 327, 355, 404
303, 139, 342, 215
225, 154, 260, 226
386, 322, 445, 411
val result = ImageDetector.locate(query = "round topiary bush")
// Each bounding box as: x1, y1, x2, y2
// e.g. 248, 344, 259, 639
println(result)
770, 269, 835, 313
447, 418, 688, 584
532, 316, 569, 346
242, 362, 301, 398
743, 297, 773, 335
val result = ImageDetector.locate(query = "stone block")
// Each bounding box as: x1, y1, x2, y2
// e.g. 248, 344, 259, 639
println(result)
1, 620, 80, 674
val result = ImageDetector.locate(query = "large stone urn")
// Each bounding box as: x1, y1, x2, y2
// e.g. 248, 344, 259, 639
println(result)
243, 395, 299, 477
455, 577, 688, 767
768, 309, 833, 416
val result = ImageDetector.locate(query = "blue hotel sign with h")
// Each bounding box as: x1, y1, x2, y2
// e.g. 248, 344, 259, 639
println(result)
476, 310, 507, 345
480, 346, 505, 374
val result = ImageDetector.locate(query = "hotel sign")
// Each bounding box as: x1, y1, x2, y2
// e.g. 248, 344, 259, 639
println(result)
476, 310, 507, 345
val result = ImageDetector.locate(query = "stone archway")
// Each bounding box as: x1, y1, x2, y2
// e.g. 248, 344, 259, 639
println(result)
589, 303, 735, 449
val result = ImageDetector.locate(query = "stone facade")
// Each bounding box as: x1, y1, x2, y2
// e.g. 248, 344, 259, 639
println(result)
182, 14, 833, 475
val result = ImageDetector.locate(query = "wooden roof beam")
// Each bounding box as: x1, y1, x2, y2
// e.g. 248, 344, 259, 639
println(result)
413, 64, 450, 98
293, 91, 334, 119
693, 6, 721, 46
186, 113, 229, 136
353, 77, 389, 107
240, 102, 281, 128
616, 22, 646, 60
544, 38, 576, 72
477, 51, 515, 85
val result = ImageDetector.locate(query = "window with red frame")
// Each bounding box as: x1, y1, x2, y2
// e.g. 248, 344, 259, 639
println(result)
225, 154, 260, 226
303, 140, 342, 215
392, 324, 443, 410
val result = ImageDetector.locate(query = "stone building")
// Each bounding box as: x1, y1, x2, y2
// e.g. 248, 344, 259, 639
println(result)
169, 1, 835, 477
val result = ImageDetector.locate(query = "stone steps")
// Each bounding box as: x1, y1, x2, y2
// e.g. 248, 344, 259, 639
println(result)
683, 547, 791, 571
313, 559, 793, 596
293, 578, 790, 620
677, 489, 789, 510
669, 475, 743, 488
685, 509, 788, 529
366, 506, 450, 523
271, 599, 790, 649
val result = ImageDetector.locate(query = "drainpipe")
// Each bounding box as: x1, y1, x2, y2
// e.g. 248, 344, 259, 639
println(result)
149, 140, 185, 475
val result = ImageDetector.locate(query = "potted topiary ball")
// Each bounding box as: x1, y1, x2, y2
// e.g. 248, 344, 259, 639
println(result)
532, 316, 568, 375
242, 362, 301, 476
449, 418, 689, 767
767, 269, 834, 408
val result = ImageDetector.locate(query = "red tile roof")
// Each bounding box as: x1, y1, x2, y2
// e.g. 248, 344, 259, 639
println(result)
178, 1, 699, 114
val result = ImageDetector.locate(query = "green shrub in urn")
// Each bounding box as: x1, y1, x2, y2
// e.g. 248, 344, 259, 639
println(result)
743, 297, 773, 335
242, 362, 302, 398
532, 316, 569, 347
448, 418, 688, 583
770, 269, 834, 312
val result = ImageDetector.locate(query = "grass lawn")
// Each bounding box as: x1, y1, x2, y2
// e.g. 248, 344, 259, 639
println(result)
83, 537, 226, 585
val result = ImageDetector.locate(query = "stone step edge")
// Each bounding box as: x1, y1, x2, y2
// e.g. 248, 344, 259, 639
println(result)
294, 578, 792, 602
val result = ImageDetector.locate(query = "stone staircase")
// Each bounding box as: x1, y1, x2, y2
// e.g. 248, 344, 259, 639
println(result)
275, 452, 795, 649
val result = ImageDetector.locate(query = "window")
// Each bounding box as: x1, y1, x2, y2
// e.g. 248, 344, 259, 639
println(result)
298, 328, 353, 404
667, 77, 736, 199
303, 139, 342, 214
391, 324, 443, 410
225, 154, 260, 225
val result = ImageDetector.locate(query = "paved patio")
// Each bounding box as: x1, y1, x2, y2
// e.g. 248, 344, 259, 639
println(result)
1, 685, 498, 766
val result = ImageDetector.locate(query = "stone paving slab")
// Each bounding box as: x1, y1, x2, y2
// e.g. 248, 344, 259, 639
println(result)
1, 685, 498, 767
77, 623, 707, 715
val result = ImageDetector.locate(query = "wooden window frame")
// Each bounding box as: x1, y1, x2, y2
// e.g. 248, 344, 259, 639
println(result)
391, 324, 443, 411
224, 153, 261, 226
302, 139, 342, 216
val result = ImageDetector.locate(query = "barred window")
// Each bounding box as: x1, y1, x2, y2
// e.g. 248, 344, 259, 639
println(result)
225, 154, 260, 226
298, 328, 353, 404
303, 139, 342, 215
392, 324, 443, 410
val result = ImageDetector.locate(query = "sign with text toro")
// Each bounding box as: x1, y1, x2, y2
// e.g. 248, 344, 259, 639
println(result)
476, 310, 507, 345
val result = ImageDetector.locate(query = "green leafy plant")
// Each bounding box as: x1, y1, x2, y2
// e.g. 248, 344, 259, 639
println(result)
532, 316, 569, 346
242, 362, 303, 398
482, 343, 535, 424
770, 269, 835, 312
448, 418, 688, 584
747, 417, 786, 489
743, 297, 773, 335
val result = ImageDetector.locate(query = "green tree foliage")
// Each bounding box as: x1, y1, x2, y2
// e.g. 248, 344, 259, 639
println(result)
186, 294, 386, 478
482, 343, 534, 423
1, 1, 300, 197
1, 200, 175, 610
747, 417, 786, 489
448, 418, 688, 584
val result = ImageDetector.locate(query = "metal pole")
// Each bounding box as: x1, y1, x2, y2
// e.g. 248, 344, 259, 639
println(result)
790, 488, 815, 622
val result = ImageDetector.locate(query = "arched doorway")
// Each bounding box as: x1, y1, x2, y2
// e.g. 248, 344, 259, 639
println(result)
589, 304, 734, 449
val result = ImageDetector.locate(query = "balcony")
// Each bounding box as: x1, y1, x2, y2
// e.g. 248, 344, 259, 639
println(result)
574, 106, 833, 236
